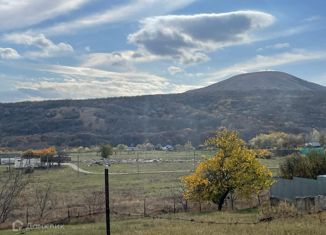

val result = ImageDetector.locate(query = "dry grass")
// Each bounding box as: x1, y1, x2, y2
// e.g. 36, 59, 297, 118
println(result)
1, 211, 325, 235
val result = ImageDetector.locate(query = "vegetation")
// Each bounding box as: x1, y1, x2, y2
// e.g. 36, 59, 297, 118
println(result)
99, 144, 113, 159
1, 210, 326, 235
280, 151, 326, 179
249, 132, 305, 149
22, 146, 57, 158
0, 170, 30, 223
182, 129, 273, 210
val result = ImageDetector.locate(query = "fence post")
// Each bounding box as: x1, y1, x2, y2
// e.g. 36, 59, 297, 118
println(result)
173, 197, 176, 214
137, 152, 140, 174
26, 207, 29, 225
143, 197, 147, 217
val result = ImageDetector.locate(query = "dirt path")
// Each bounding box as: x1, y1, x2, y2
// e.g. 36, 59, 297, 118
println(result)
62, 163, 100, 174
62, 163, 193, 175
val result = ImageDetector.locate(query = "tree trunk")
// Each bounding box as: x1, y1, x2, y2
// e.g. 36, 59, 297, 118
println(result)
217, 190, 230, 211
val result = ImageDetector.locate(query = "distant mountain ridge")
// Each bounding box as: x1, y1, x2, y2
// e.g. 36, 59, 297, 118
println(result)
189, 71, 326, 93
0, 71, 325, 149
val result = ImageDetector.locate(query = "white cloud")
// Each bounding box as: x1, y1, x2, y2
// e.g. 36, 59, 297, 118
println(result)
82, 51, 157, 70
206, 50, 326, 83
37, 0, 196, 35
13, 63, 196, 100
168, 66, 184, 75
0, 47, 20, 59
128, 11, 275, 64
258, 42, 290, 51
3, 33, 73, 58
303, 15, 322, 22
0, 0, 90, 31
272, 43, 290, 49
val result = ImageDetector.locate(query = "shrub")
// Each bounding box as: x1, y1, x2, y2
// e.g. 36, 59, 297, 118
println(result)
280, 151, 326, 179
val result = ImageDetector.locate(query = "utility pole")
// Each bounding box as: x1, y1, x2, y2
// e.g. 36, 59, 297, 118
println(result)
193, 150, 196, 171
105, 165, 111, 235
77, 153, 80, 177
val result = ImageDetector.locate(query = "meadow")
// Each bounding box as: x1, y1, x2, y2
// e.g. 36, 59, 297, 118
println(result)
2, 210, 326, 235
0, 150, 285, 233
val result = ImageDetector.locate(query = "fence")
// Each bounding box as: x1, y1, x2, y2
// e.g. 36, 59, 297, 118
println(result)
270, 176, 326, 201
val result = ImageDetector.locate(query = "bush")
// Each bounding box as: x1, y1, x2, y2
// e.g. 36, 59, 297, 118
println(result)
280, 151, 326, 179
259, 201, 298, 220
100, 144, 113, 159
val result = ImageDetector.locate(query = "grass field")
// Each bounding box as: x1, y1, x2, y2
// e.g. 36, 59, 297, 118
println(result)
0, 150, 286, 232
2, 210, 325, 235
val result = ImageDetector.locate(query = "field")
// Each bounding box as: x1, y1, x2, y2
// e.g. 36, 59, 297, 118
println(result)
2, 210, 326, 235
0, 150, 286, 233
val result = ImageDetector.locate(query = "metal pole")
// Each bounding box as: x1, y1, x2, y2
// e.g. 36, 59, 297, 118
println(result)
77, 153, 80, 177
105, 167, 110, 235
193, 150, 196, 171
137, 151, 139, 174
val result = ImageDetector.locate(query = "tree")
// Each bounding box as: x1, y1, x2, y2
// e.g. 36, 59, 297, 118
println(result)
249, 132, 305, 149
0, 170, 30, 223
184, 141, 194, 151
182, 129, 273, 211
319, 132, 326, 147
116, 144, 128, 152
34, 182, 56, 220
280, 151, 326, 179
100, 144, 113, 159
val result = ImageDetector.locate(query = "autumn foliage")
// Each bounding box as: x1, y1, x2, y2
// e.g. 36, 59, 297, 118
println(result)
22, 147, 57, 158
182, 129, 273, 210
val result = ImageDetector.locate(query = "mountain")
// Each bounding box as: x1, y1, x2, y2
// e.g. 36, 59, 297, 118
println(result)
189, 71, 326, 92
0, 71, 326, 149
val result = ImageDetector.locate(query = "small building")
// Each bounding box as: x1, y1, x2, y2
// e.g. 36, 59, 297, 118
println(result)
162, 145, 174, 151
305, 141, 321, 148
300, 141, 324, 155
0, 153, 20, 165
14, 147, 70, 169
14, 157, 41, 169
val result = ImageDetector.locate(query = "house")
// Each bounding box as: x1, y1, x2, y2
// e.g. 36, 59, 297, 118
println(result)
162, 145, 174, 151
0, 153, 20, 165
14, 157, 41, 169
14, 147, 70, 169
127, 146, 138, 151
300, 141, 324, 155
305, 141, 321, 148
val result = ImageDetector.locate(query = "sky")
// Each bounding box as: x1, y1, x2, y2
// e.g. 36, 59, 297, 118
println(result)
0, 0, 325, 102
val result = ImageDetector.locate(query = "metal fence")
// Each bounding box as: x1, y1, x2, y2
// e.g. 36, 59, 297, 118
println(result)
270, 176, 326, 201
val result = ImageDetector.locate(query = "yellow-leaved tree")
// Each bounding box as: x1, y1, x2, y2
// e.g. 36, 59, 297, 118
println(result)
182, 129, 273, 210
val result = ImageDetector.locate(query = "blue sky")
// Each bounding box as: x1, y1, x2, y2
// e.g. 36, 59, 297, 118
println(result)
0, 0, 325, 102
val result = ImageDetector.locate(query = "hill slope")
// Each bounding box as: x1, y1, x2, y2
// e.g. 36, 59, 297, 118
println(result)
189, 71, 326, 92
0, 71, 326, 149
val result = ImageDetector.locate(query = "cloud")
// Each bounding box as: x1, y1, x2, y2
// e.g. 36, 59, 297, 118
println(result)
82, 51, 157, 70
9, 62, 198, 101
168, 66, 184, 75
303, 15, 322, 22
37, 0, 196, 35
3, 33, 73, 58
128, 11, 275, 64
0, 47, 20, 59
271, 43, 290, 49
0, 0, 90, 31
257, 42, 290, 51
206, 50, 326, 83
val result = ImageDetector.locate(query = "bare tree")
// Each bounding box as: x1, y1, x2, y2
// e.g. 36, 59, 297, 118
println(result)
173, 184, 188, 212
34, 182, 56, 220
83, 191, 105, 215
0, 170, 29, 223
